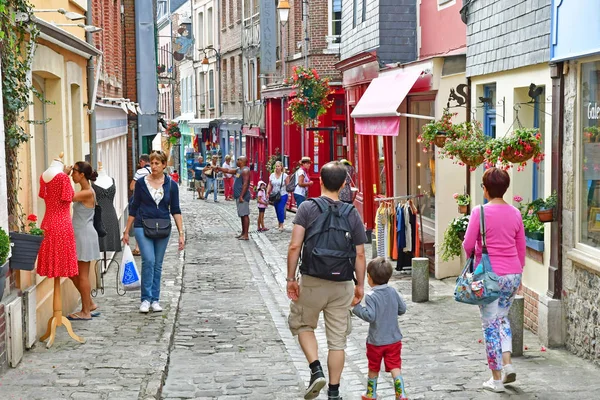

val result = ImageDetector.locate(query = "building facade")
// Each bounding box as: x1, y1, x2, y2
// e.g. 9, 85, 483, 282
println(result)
464, 0, 556, 342
551, 0, 600, 359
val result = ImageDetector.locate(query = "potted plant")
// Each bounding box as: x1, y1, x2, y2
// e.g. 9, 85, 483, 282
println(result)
441, 121, 488, 169
453, 193, 470, 214
157, 64, 166, 74
537, 191, 557, 223
584, 126, 600, 143
286, 66, 333, 129
0, 227, 10, 301
440, 215, 470, 262
418, 109, 458, 149
514, 195, 546, 251
9, 214, 44, 271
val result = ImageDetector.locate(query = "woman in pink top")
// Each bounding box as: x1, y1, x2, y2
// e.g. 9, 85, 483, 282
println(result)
462, 167, 526, 393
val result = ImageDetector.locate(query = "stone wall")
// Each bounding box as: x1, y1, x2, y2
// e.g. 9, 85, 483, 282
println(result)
465, 0, 551, 77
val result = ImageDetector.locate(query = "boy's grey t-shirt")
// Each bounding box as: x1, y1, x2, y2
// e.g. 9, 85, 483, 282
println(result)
352, 284, 407, 346
293, 196, 367, 245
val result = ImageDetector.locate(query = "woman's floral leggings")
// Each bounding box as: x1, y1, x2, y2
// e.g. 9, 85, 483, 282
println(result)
479, 273, 522, 370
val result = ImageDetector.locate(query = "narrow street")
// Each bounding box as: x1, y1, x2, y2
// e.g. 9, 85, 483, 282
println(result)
1, 189, 600, 399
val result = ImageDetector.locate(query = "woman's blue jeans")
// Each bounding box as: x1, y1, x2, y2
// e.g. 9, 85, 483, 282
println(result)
294, 193, 306, 207
135, 228, 170, 303
205, 178, 218, 201
274, 194, 288, 223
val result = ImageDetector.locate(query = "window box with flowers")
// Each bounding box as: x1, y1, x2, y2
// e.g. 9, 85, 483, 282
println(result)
286, 66, 333, 138
9, 214, 44, 271
514, 195, 545, 252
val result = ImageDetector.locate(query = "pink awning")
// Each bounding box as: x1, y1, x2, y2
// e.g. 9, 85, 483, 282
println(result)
351, 69, 423, 136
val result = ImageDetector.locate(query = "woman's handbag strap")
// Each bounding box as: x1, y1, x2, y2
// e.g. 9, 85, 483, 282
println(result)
480, 205, 487, 252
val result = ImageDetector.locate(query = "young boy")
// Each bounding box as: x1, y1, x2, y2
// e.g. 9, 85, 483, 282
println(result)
353, 257, 408, 400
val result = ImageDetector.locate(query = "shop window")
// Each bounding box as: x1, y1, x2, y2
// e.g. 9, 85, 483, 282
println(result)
579, 61, 600, 249
377, 136, 386, 196
335, 97, 344, 115
410, 100, 435, 221
334, 122, 346, 159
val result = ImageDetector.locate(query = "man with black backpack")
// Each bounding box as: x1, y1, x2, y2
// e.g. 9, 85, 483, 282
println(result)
287, 161, 367, 400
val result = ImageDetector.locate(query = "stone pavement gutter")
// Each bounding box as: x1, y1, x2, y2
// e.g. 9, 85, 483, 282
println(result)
0, 228, 186, 400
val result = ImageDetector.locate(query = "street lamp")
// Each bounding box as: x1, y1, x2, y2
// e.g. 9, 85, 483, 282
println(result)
277, 0, 290, 24
53, 23, 103, 33
201, 56, 210, 73
34, 8, 86, 20
200, 46, 221, 73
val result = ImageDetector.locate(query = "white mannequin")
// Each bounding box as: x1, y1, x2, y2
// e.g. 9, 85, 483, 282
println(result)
95, 161, 113, 189
42, 152, 65, 183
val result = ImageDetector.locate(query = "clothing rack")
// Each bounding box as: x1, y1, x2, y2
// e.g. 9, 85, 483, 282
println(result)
375, 194, 425, 261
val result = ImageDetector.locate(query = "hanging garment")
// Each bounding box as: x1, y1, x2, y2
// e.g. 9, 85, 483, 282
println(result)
37, 173, 79, 277
415, 219, 421, 258
396, 204, 406, 271
391, 208, 398, 260
376, 204, 387, 258
403, 204, 412, 252
72, 193, 101, 262
93, 179, 122, 252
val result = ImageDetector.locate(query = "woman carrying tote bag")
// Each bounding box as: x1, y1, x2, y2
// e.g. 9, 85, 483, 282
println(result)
462, 167, 526, 393
123, 150, 185, 314
267, 161, 289, 232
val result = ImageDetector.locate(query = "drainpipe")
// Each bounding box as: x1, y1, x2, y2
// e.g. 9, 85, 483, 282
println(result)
465, 77, 471, 213
281, 96, 285, 161
548, 62, 564, 299
87, 0, 97, 168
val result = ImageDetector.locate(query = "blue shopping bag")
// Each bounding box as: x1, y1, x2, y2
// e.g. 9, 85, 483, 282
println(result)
120, 245, 141, 291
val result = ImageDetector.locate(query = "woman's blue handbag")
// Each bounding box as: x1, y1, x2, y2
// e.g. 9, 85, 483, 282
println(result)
454, 206, 501, 305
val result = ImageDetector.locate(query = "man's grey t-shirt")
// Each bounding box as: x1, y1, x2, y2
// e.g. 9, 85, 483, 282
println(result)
293, 196, 367, 246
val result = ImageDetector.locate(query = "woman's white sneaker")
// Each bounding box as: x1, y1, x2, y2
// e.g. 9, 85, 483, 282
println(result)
151, 301, 163, 312
483, 378, 505, 393
139, 300, 150, 313
503, 364, 516, 384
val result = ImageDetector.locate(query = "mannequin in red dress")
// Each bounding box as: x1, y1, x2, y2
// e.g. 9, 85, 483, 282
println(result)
38, 154, 85, 348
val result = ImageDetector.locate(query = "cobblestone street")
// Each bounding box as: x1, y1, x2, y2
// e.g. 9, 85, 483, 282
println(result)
1, 189, 600, 399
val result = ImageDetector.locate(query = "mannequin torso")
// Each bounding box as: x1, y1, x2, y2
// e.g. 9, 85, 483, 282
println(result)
42, 159, 65, 183
95, 168, 113, 189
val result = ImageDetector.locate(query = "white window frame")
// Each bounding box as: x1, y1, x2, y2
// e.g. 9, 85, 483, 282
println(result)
574, 57, 600, 265
437, 0, 456, 11
327, 0, 342, 49
196, 11, 204, 55
207, 7, 214, 47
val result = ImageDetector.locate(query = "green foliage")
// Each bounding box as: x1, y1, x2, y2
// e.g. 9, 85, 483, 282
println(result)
485, 128, 544, 170
0, 227, 9, 265
266, 148, 282, 173
440, 215, 470, 262
514, 197, 544, 236
543, 190, 557, 210
1, 0, 39, 230
441, 121, 489, 170
286, 66, 333, 128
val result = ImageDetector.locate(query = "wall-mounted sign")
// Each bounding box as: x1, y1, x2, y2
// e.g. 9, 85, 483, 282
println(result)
260, 0, 277, 73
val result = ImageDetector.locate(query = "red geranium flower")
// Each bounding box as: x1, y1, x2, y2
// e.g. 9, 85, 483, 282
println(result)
27, 214, 37, 222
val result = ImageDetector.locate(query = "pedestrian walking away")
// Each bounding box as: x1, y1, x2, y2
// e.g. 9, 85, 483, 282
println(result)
352, 257, 408, 400
222, 154, 234, 200
204, 154, 220, 202
219, 156, 251, 240
293, 156, 314, 207
338, 159, 357, 205
67, 161, 101, 321
129, 154, 151, 255
123, 150, 185, 314
256, 180, 269, 231
189, 155, 207, 200
463, 167, 526, 393
267, 161, 289, 231
286, 160, 367, 400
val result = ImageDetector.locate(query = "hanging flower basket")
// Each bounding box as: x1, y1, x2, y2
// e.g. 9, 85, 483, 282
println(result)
503, 146, 536, 163
458, 152, 485, 168
537, 208, 554, 223
286, 66, 333, 127
434, 134, 447, 148
485, 128, 544, 170
439, 121, 488, 169
165, 121, 182, 145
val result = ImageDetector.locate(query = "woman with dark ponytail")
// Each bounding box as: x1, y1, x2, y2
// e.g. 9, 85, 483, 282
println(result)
67, 161, 101, 320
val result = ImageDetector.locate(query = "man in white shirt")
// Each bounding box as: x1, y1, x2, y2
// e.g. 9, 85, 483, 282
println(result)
129, 154, 151, 191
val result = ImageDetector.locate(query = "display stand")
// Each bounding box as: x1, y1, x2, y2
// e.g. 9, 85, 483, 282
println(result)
92, 251, 120, 297
40, 278, 86, 348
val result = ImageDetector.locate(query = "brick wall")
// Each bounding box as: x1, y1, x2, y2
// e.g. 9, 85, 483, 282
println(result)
465, 0, 551, 77
220, 1, 243, 118
123, 0, 138, 183
0, 304, 6, 374
520, 285, 540, 334
93, 0, 124, 99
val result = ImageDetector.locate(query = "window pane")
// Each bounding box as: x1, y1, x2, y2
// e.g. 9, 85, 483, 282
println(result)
209, 70, 215, 109
410, 100, 435, 220
580, 61, 600, 247
377, 136, 386, 196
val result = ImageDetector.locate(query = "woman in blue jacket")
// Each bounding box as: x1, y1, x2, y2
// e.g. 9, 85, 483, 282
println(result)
123, 150, 184, 313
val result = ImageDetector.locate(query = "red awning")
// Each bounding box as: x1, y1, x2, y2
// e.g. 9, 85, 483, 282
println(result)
351, 69, 423, 136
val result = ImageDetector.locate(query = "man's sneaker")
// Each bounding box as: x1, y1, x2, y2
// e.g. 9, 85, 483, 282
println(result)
139, 300, 150, 313
304, 367, 326, 399
151, 301, 163, 312
328, 390, 343, 400
503, 364, 516, 384
482, 378, 505, 393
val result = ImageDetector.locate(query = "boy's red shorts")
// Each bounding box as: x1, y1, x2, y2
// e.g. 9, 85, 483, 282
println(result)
366, 341, 402, 372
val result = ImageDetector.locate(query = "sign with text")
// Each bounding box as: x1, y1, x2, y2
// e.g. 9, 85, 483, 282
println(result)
260, 0, 277, 74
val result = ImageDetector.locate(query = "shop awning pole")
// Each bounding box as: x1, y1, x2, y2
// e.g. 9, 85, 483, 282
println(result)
397, 113, 436, 121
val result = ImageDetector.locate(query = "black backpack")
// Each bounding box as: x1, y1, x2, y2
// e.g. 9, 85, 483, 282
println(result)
300, 197, 356, 281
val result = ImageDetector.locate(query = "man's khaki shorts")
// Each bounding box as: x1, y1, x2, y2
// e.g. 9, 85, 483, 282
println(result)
195, 179, 205, 189
288, 274, 354, 351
